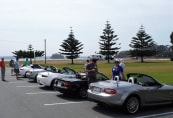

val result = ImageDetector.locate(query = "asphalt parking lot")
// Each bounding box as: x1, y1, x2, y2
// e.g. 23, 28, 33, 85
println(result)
0, 67, 173, 118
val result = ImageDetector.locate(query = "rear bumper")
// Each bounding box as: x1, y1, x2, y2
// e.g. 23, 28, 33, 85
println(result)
87, 90, 123, 106
54, 86, 78, 94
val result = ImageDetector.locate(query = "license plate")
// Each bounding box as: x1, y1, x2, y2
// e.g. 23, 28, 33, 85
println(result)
92, 87, 101, 93
58, 81, 62, 87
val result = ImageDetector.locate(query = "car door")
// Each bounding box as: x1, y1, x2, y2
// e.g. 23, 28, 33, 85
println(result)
138, 75, 164, 104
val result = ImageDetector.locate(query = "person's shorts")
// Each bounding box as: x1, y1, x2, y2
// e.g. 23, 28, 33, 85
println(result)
14, 69, 19, 73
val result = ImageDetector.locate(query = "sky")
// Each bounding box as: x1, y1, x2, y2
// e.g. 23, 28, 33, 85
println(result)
0, 0, 173, 56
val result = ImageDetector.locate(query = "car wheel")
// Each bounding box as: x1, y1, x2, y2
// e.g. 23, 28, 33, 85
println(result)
63, 92, 69, 96
78, 87, 87, 98
24, 72, 27, 78
34, 74, 38, 82
50, 79, 55, 89
123, 96, 140, 114
52, 80, 57, 91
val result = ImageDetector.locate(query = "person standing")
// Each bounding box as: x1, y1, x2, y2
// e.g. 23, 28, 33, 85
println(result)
85, 59, 98, 85
0, 58, 6, 81
119, 59, 125, 72
83, 60, 89, 72
9, 59, 14, 75
111, 59, 125, 80
23, 58, 30, 66
14, 57, 20, 79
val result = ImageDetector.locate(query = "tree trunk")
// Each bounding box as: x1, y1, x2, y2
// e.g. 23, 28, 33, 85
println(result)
71, 58, 74, 64
141, 56, 144, 63
107, 58, 110, 63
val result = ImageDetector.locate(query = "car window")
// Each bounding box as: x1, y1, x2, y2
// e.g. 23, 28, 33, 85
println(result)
137, 75, 159, 86
96, 73, 109, 81
62, 67, 76, 75
46, 67, 51, 71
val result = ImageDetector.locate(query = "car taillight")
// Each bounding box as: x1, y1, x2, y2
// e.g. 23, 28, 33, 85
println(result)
64, 82, 71, 87
104, 88, 117, 94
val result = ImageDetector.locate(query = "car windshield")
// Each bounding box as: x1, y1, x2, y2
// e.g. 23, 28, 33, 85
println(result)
96, 73, 109, 81
45, 66, 57, 72
31, 64, 44, 69
127, 73, 161, 86
61, 67, 76, 75
75, 72, 109, 81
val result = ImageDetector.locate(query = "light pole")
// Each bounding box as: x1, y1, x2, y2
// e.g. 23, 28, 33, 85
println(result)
44, 39, 46, 64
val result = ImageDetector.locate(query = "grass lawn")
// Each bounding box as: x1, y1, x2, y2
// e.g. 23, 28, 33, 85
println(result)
8, 59, 173, 85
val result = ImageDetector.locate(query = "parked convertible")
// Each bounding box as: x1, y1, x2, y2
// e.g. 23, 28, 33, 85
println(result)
54, 72, 109, 98
37, 67, 77, 88
88, 73, 173, 114
26, 66, 59, 82
19, 64, 44, 77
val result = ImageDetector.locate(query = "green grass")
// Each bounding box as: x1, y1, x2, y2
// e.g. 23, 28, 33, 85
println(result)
125, 61, 173, 85
6, 59, 173, 85
53, 60, 173, 85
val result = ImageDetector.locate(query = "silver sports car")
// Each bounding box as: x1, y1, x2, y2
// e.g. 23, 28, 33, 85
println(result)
88, 73, 173, 114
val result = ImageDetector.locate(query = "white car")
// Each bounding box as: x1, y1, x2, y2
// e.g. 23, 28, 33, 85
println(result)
37, 67, 77, 88
26, 66, 59, 82
19, 64, 44, 77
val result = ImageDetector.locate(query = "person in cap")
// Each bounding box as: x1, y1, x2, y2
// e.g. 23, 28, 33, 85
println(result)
85, 58, 98, 85
111, 59, 125, 80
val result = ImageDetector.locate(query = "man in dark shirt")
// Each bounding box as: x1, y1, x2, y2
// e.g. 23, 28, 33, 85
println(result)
85, 59, 98, 85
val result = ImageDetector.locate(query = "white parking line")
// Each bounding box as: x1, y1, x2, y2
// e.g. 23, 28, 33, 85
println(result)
135, 111, 173, 118
44, 102, 85, 106
26, 92, 58, 95
16, 85, 42, 88
8, 81, 26, 84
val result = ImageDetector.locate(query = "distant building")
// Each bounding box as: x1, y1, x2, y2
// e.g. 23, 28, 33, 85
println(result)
88, 55, 105, 60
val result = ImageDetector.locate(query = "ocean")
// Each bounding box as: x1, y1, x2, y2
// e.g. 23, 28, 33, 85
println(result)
0, 56, 89, 61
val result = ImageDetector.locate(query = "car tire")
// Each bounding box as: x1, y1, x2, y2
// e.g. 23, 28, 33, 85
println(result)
78, 87, 87, 99
24, 72, 27, 78
34, 74, 38, 82
50, 79, 55, 89
123, 96, 140, 114
63, 92, 69, 96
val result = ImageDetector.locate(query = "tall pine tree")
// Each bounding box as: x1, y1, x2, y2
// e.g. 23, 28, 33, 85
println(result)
59, 27, 83, 64
170, 32, 173, 61
170, 32, 173, 51
129, 25, 156, 62
99, 21, 120, 63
